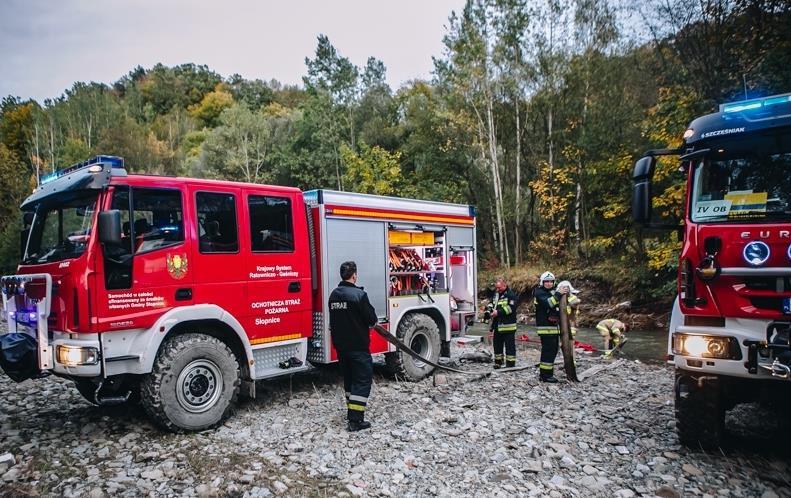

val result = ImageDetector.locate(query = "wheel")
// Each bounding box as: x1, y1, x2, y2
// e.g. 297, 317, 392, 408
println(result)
140, 333, 240, 432
675, 371, 725, 449
74, 377, 140, 406
385, 313, 441, 381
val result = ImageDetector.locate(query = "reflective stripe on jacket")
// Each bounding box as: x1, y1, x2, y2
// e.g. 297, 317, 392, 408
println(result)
492, 288, 518, 333
533, 286, 560, 327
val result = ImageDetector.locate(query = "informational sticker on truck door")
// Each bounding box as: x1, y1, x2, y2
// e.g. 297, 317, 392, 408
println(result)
694, 200, 732, 219
251, 298, 301, 326
107, 292, 166, 310
249, 265, 299, 279
725, 191, 767, 219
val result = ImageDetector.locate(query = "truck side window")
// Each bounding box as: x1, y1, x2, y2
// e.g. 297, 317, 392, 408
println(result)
111, 187, 133, 256
132, 188, 184, 253
196, 192, 239, 253
248, 195, 294, 252
104, 186, 133, 290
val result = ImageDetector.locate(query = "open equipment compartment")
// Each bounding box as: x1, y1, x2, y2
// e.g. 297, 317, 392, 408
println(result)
387, 227, 447, 297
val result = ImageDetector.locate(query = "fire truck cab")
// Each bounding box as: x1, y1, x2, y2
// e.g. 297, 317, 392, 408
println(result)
632, 93, 791, 448
1, 158, 477, 431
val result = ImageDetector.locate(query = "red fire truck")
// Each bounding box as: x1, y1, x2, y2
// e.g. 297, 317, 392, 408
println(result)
632, 92, 791, 448
1, 158, 478, 431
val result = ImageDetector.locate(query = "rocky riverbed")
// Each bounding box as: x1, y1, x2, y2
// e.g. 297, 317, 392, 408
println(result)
1, 343, 789, 497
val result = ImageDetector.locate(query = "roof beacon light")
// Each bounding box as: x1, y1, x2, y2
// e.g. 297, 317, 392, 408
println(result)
40, 155, 124, 185
721, 93, 791, 114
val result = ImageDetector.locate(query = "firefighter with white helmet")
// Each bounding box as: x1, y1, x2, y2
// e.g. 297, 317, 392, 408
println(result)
533, 271, 567, 382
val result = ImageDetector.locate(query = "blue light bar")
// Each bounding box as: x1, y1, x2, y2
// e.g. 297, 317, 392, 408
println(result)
40, 155, 125, 185
721, 93, 791, 114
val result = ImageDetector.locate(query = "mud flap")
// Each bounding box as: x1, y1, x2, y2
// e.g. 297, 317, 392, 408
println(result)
0, 333, 40, 382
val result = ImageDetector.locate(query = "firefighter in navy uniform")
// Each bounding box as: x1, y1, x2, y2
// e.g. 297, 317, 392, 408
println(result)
329, 261, 379, 431
490, 277, 519, 368
533, 271, 568, 382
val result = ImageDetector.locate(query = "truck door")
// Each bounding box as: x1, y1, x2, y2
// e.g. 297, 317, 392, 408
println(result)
244, 192, 311, 343
189, 187, 246, 321
98, 185, 193, 330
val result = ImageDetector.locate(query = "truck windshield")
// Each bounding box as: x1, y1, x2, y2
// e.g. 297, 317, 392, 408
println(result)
23, 191, 99, 264
690, 152, 791, 223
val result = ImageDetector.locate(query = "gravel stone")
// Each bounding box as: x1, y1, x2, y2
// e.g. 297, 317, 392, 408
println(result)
683, 463, 704, 476
0, 339, 786, 497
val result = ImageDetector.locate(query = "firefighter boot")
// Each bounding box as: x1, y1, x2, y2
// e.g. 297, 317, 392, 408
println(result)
506, 356, 516, 368
540, 375, 559, 383
348, 420, 372, 432
494, 354, 504, 369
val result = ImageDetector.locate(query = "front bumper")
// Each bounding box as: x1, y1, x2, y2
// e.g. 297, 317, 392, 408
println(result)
673, 317, 791, 381
51, 332, 102, 376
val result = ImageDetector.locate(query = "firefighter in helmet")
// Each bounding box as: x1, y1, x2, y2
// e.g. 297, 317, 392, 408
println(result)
489, 277, 518, 368
329, 261, 378, 431
533, 271, 568, 382
597, 318, 628, 358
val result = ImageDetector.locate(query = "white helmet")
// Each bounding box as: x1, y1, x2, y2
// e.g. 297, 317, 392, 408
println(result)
557, 280, 580, 294
540, 271, 555, 283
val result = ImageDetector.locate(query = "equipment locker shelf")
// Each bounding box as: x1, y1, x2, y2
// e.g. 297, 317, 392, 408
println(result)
387, 231, 446, 296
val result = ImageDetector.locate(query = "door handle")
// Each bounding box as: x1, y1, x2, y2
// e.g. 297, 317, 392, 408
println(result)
175, 288, 192, 301
288, 281, 301, 293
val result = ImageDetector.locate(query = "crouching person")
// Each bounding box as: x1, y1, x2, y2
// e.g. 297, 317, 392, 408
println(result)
596, 318, 628, 358
329, 261, 378, 431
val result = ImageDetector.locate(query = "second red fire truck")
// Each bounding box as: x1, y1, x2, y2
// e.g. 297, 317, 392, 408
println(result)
1, 158, 478, 431
632, 92, 791, 448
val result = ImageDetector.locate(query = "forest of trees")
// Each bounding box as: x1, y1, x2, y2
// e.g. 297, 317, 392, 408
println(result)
0, 0, 789, 300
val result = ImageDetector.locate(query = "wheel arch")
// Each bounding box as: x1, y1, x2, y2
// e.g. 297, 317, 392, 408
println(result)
394, 306, 447, 339
166, 318, 251, 379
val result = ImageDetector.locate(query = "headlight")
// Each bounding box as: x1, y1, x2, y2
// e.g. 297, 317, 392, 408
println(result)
672, 333, 741, 360
56, 345, 99, 366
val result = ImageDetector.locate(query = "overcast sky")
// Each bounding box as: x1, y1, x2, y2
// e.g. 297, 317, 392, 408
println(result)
0, 0, 465, 102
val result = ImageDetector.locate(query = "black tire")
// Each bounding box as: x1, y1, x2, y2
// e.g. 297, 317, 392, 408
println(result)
675, 371, 725, 449
141, 333, 240, 432
384, 313, 441, 381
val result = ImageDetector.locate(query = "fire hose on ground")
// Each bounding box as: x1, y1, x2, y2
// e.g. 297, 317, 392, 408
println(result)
372, 324, 536, 381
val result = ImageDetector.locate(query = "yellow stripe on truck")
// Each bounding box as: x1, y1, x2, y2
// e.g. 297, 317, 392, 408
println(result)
250, 333, 302, 345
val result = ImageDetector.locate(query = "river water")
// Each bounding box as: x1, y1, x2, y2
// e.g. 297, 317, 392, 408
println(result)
466, 322, 669, 364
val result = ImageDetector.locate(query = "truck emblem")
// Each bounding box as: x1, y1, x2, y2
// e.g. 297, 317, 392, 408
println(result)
166, 253, 189, 279
743, 241, 770, 266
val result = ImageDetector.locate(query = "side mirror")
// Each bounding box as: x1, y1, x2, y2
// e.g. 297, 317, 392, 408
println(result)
98, 210, 122, 245
632, 156, 656, 224
22, 212, 35, 227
